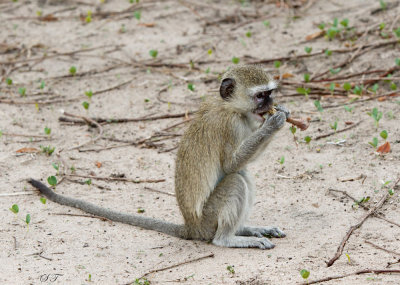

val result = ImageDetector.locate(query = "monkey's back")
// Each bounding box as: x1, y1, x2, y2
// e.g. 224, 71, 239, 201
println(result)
175, 97, 239, 227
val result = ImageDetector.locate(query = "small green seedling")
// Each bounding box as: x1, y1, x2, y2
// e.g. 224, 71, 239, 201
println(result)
380, 0, 387, 10
345, 253, 351, 264
371, 83, 379, 93
394, 27, 400, 38
134, 278, 150, 285
10, 204, 19, 214
296, 87, 311, 98
18, 87, 26, 96
326, 27, 339, 40
304, 136, 312, 144
274, 61, 281, 68
340, 18, 349, 27
85, 90, 93, 99
367, 107, 383, 127
134, 10, 141, 20
330, 120, 338, 131
82, 101, 90, 110
303, 73, 310, 83
85, 10, 92, 23
396, 58, 400, 66
6, 78, 13, 85
263, 20, 270, 28
88, 274, 92, 282
304, 46, 312, 54
25, 214, 31, 226
40, 197, 47, 204
290, 125, 297, 134
84, 179, 92, 185
40, 145, 55, 156
245, 31, 252, 38
187, 83, 195, 91
353, 85, 363, 95
279, 156, 285, 165
52, 162, 59, 171
318, 22, 325, 30
325, 49, 332, 56
47, 176, 57, 187
369, 137, 378, 148
353, 196, 370, 208
330, 67, 341, 75
329, 83, 335, 93
207, 49, 213, 55
314, 100, 323, 112
137, 208, 145, 213
40, 81, 45, 89
300, 269, 310, 281
344, 105, 354, 112
44, 127, 51, 135
343, 82, 351, 91
232, 57, 240, 64
149, 49, 158, 58
226, 265, 235, 274
380, 130, 388, 140
0, 130, 3, 138
390, 82, 397, 90
69, 66, 77, 75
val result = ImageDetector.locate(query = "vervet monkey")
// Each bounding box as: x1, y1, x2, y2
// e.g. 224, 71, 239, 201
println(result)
29, 65, 290, 249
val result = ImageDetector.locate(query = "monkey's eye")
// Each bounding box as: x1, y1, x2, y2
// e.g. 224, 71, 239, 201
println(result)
256, 93, 264, 99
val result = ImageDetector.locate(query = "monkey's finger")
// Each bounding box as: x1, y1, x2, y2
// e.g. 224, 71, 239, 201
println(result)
275, 104, 291, 119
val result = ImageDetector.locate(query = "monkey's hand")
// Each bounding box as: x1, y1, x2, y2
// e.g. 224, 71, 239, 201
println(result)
274, 104, 290, 119
262, 111, 286, 132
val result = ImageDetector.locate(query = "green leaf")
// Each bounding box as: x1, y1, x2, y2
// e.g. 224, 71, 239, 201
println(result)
296, 87, 310, 96
325, 49, 332, 56
187, 83, 195, 91
330, 120, 338, 131
340, 18, 349, 27
369, 137, 378, 148
300, 269, 310, 279
330, 67, 341, 74
380, 0, 387, 9
263, 20, 270, 28
396, 58, 400, 66
326, 27, 338, 39
344, 105, 354, 112
394, 27, 400, 38
69, 66, 77, 75
274, 60, 281, 68
47, 175, 57, 186
232, 57, 240, 64
137, 207, 145, 213
390, 82, 397, 90
318, 22, 325, 30
0, 130, 3, 138
304, 46, 312, 54
134, 10, 141, 20
84, 179, 92, 185
6, 78, 13, 85
44, 127, 51, 135
207, 49, 212, 55
85, 90, 93, 98
40, 197, 47, 204
40, 81, 45, 89
18, 87, 26, 96
372, 83, 379, 93
245, 31, 252, 38
303, 73, 310, 82
149, 49, 158, 58
329, 83, 335, 92
314, 100, 323, 112
10, 204, 19, 214
304, 136, 311, 144
82, 101, 90, 110
52, 162, 59, 170
290, 125, 297, 134
343, 82, 352, 91
380, 130, 388, 140
353, 85, 363, 95
279, 156, 285, 164
379, 22, 385, 30
25, 214, 31, 225
333, 18, 338, 27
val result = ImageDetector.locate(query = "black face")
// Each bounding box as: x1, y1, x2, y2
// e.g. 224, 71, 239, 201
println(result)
254, 89, 274, 115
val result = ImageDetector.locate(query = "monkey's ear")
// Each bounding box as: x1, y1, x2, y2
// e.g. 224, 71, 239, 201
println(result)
220, 78, 235, 100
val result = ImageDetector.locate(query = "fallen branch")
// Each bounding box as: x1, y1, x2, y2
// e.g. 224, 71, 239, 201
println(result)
65, 174, 165, 184
315, 121, 362, 140
303, 269, 400, 285
326, 178, 399, 267
365, 240, 400, 256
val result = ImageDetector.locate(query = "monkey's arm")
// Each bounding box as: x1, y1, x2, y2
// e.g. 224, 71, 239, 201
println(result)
28, 179, 187, 238
224, 111, 286, 173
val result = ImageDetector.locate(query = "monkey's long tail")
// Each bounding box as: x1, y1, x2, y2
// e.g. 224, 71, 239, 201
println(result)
28, 179, 188, 239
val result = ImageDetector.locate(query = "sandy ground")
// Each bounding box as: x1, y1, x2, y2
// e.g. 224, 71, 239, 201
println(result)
1, 0, 400, 284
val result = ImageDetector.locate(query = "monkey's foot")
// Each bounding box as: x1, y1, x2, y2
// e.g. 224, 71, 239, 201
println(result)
237, 226, 286, 238
213, 236, 275, 249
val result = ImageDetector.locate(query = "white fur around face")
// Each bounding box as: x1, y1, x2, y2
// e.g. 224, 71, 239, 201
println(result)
248, 80, 278, 98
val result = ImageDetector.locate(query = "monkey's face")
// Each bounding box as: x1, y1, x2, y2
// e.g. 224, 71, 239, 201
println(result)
250, 82, 277, 120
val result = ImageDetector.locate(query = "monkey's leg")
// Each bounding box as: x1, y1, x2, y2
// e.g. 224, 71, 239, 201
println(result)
203, 173, 275, 249
235, 172, 286, 239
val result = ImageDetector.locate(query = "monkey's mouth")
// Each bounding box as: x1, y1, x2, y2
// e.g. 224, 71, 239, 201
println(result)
254, 104, 273, 120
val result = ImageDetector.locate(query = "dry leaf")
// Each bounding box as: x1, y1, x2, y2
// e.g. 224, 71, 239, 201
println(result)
16, 147, 40, 153
40, 14, 58, 22
281, 73, 294, 79
376, 142, 390, 154
138, 23, 155, 27
344, 121, 354, 125
305, 30, 325, 41
95, 161, 102, 168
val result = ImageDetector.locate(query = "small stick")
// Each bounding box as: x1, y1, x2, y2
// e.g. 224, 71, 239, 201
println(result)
269, 107, 310, 131
315, 121, 362, 140
365, 240, 400, 256
65, 174, 165, 184
303, 269, 400, 285
128, 253, 215, 284
144, 186, 175, 197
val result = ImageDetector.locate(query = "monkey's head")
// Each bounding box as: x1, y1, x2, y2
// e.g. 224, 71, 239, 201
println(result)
219, 65, 277, 122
